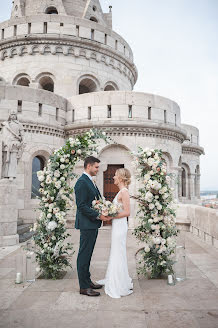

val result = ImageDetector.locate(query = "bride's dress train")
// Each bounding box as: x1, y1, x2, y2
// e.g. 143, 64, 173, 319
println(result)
97, 188, 133, 298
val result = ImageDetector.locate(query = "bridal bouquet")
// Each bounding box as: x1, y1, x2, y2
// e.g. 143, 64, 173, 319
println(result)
92, 198, 122, 217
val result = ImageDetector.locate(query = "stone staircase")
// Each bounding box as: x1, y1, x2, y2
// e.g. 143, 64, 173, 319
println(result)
17, 219, 34, 243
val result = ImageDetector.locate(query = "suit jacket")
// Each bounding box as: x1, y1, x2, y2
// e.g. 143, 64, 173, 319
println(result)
74, 174, 102, 230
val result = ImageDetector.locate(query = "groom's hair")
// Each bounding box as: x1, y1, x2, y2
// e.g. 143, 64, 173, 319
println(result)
84, 156, 101, 168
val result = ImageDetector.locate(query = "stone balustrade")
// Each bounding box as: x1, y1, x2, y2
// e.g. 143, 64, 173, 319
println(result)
176, 204, 218, 249
0, 85, 67, 131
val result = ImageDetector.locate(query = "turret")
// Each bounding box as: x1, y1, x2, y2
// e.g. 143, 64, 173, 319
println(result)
10, 0, 112, 28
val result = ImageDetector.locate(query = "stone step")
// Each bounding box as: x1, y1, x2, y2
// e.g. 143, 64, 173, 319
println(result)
19, 231, 35, 243
17, 223, 34, 243
17, 223, 32, 236
17, 219, 24, 226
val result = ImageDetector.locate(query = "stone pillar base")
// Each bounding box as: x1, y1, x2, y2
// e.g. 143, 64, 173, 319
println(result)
0, 179, 19, 247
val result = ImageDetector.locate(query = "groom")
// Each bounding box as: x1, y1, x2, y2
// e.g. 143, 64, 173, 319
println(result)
74, 156, 109, 297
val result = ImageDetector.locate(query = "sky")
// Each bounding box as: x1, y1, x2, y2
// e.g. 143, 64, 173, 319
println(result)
0, 0, 218, 190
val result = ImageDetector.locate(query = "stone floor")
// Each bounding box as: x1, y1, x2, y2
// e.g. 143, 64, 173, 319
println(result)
0, 229, 218, 328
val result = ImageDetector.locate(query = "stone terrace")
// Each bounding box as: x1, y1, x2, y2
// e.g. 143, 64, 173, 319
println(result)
0, 229, 218, 328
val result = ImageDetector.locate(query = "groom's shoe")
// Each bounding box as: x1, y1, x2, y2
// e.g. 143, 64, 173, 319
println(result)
80, 288, 100, 297
90, 281, 103, 289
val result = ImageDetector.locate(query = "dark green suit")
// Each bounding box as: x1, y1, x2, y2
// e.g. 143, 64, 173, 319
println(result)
74, 174, 102, 289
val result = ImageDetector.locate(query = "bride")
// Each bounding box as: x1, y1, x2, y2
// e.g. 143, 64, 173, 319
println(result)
97, 168, 133, 298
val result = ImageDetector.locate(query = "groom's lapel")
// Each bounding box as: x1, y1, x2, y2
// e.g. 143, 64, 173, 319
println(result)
82, 174, 98, 194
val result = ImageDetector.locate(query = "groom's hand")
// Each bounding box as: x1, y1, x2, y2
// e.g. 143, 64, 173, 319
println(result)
100, 215, 110, 221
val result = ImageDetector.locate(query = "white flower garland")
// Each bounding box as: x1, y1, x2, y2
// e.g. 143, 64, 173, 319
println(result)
32, 129, 109, 279
133, 147, 178, 278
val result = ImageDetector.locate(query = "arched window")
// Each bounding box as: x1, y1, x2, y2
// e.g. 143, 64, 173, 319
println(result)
31, 156, 45, 198
182, 168, 186, 197
79, 78, 97, 94
90, 17, 98, 23
39, 76, 54, 92
17, 77, 30, 87
45, 7, 58, 14
104, 85, 115, 91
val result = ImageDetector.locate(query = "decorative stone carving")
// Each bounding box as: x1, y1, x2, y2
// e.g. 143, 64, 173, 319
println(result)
1, 112, 24, 180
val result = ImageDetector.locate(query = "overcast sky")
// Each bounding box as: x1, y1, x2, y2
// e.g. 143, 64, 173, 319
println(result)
1, 0, 218, 190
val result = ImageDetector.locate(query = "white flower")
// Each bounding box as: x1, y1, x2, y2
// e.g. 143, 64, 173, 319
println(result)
60, 157, 65, 163
147, 158, 155, 166
53, 207, 60, 214
55, 181, 61, 189
47, 221, 57, 231
144, 174, 151, 183
77, 150, 82, 155
54, 170, 60, 178
149, 203, 155, 210
144, 246, 150, 253
32, 223, 38, 232
38, 175, 45, 182
47, 213, 52, 219
60, 164, 65, 170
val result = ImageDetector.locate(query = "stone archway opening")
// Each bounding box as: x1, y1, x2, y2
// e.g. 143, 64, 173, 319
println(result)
17, 77, 30, 87
79, 78, 97, 94
90, 16, 98, 23
39, 76, 54, 92
182, 167, 186, 197
104, 85, 115, 91
45, 7, 58, 14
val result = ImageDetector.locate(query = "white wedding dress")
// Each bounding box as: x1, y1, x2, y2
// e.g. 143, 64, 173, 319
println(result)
97, 188, 133, 298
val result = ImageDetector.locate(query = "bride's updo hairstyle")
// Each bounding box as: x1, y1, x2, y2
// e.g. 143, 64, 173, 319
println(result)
116, 168, 131, 187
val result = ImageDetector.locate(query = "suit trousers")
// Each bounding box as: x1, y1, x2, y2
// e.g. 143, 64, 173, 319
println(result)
77, 229, 98, 289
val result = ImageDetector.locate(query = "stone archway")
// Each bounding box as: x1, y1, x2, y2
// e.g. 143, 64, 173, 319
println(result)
97, 144, 135, 228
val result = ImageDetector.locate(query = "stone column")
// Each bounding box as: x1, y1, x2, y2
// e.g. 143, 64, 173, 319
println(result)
171, 167, 181, 201
177, 168, 183, 200
0, 179, 19, 246
197, 174, 201, 199
188, 173, 196, 201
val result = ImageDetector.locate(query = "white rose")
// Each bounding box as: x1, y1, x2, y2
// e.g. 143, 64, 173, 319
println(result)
149, 203, 155, 210
60, 158, 65, 163
60, 164, 65, 170
47, 213, 52, 219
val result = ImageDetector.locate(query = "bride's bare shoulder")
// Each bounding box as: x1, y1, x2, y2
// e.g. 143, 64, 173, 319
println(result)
120, 188, 129, 197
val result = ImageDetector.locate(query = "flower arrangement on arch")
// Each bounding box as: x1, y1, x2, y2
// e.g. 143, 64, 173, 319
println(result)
132, 147, 178, 278
31, 129, 110, 279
